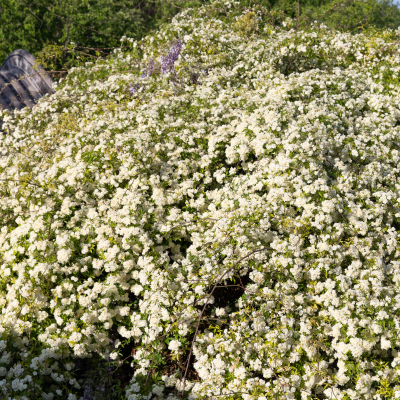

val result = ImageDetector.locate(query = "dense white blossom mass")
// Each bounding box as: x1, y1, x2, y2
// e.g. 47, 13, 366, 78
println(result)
2, 0, 400, 399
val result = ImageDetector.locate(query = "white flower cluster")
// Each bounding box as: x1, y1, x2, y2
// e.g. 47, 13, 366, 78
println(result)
2, 0, 400, 398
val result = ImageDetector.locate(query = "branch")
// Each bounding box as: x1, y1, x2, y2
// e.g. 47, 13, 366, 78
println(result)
180, 246, 269, 396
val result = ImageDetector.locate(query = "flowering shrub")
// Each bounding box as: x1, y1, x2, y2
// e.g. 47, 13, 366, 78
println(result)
2, 0, 400, 399
235, 11, 259, 37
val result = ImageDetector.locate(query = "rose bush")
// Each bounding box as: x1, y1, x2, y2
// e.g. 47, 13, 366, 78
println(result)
2, 1, 400, 399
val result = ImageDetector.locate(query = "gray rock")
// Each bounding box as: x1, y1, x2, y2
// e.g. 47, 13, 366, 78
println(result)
0, 49, 54, 132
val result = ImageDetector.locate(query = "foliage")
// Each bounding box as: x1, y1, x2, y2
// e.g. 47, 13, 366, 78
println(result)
257, 0, 400, 33
1, 0, 400, 75
300, 0, 400, 33
0, 0, 207, 71
3, 0, 400, 399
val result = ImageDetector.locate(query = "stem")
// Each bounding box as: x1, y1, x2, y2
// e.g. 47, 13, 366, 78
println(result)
180, 246, 269, 398
297, 0, 300, 30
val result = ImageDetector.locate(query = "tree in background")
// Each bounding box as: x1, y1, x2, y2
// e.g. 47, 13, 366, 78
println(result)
0, 0, 207, 71
0, 0, 400, 73
250, 0, 400, 32
299, 0, 400, 32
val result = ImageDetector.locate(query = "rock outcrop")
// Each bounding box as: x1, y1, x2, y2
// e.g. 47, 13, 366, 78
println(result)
0, 49, 53, 111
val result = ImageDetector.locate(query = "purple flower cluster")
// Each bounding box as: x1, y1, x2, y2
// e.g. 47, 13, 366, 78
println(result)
129, 58, 156, 95
129, 40, 192, 95
82, 362, 114, 400
129, 83, 142, 95
141, 58, 156, 78
160, 40, 183, 75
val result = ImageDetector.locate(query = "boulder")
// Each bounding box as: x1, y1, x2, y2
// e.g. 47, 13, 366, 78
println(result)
0, 49, 53, 132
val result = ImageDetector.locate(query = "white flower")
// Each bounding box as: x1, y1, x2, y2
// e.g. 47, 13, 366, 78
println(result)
381, 337, 391, 350
131, 284, 143, 296
87, 208, 98, 219
280, 47, 288, 55
297, 44, 307, 52
168, 340, 182, 352
68, 332, 82, 344
249, 270, 264, 284
152, 385, 164, 396
215, 308, 226, 317
234, 366, 247, 379
57, 248, 72, 263
324, 387, 343, 399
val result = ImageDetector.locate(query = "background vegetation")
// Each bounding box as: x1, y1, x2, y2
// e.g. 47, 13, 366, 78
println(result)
1, 0, 400, 75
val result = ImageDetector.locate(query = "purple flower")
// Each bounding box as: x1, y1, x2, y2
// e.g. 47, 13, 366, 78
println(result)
160, 40, 183, 75
191, 72, 200, 85
129, 59, 155, 95
129, 83, 141, 95
83, 381, 94, 400
128, 40, 184, 94
141, 58, 155, 78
